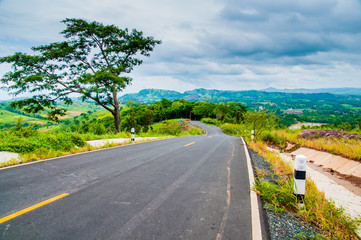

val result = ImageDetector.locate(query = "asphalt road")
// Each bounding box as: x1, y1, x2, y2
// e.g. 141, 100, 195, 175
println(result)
0, 122, 253, 240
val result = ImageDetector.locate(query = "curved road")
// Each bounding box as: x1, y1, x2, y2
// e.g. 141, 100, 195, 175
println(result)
0, 122, 256, 240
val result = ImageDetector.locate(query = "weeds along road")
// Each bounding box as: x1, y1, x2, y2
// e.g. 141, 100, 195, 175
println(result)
0, 122, 255, 240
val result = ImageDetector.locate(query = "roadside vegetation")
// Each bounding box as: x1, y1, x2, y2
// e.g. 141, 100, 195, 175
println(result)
0, 117, 204, 168
251, 141, 360, 239
260, 128, 361, 162
1, 95, 361, 237
211, 111, 361, 239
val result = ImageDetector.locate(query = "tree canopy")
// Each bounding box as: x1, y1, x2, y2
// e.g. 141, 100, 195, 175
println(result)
0, 18, 161, 131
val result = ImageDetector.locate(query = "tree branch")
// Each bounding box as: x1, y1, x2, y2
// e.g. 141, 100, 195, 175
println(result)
91, 35, 112, 71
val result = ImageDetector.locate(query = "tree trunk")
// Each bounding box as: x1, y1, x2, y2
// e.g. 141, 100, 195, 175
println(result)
113, 106, 121, 132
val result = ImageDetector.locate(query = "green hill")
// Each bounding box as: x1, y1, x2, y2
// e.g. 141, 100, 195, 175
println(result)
0, 101, 104, 128
119, 88, 361, 126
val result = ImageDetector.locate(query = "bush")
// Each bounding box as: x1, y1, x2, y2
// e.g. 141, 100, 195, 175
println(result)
221, 123, 247, 136
151, 120, 182, 136
9, 117, 38, 138
90, 123, 107, 135
201, 118, 222, 126
0, 132, 86, 154
261, 131, 286, 148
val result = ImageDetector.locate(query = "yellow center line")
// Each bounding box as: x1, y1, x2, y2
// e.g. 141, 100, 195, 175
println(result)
184, 142, 196, 147
0, 193, 69, 224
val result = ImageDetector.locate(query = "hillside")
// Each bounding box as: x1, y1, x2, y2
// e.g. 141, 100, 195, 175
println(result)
119, 88, 361, 109
0, 101, 104, 128
119, 88, 361, 126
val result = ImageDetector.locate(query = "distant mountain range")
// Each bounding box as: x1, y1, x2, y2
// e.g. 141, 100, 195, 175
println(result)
260, 87, 361, 95
2, 87, 360, 104
119, 88, 361, 104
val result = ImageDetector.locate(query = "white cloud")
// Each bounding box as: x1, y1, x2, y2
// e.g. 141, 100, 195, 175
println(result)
0, 0, 361, 100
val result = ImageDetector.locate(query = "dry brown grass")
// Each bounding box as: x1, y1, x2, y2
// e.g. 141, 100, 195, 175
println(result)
250, 141, 361, 239
273, 129, 361, 161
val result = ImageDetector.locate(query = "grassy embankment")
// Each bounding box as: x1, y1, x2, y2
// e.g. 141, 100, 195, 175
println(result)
260, 129, 361, 162
251, 141, 360, 239
209, 120, 361, 239
0, 119, 204, 168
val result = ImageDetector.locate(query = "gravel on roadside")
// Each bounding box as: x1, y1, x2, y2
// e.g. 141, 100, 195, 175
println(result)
248, 148, 323, 240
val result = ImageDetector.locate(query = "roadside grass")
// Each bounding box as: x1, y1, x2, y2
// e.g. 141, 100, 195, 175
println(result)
264, 129, 361, 161
0, 119, 204, 168
0, 137, 171, 168
296, 137, 361, 161
144, 119, 205, 137
220, 123, 248, 137
250, 141, 361, 239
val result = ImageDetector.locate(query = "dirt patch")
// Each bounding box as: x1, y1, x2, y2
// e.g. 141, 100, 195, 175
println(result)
289, 122, 326, 129
298, 129, 361, 140
336, 172, 361, 188
67, 111, 82, 116
181, 122, 191, 132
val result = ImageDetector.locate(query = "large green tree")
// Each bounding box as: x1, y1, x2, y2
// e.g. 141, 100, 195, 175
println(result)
0, 18, 161, 132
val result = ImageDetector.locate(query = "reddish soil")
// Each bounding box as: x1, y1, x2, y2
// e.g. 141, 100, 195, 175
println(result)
298, 129, 361, 140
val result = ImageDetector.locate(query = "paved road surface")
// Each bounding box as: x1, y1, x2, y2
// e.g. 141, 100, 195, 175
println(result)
0, 122, 253, 240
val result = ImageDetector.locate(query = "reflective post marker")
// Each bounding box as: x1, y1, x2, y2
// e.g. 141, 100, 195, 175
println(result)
251, 130, 254, 142
131, 128, 135, 142
294, 155, 307, 203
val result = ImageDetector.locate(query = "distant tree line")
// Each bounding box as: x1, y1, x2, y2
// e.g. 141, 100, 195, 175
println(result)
58, 99, 248, 134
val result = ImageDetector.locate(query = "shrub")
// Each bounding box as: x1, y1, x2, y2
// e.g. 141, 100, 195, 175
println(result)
90, 123, 107, 135
251, 141, 361, 239
9, 117, 38, 138
261, 131, 286, 148
221, 123, 247, 136
0, 132, 86, 154
201, 118, 222, 126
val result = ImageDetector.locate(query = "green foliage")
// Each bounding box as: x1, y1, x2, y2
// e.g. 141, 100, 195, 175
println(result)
294, 232, 327, 240
261, 131, 286, 148
201, 118, 222, 126
9, 117, 38, 138
119, 88, 361, 130
220, 123, 247, 136
243, 110, 278, 139
256, 178, 298, 213
337, 122, 353, 131
150, 120, 183, 136
0, 131, 85, 154
251, 141, 361, 239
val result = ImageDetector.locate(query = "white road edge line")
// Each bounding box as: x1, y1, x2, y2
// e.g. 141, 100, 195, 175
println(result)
241, 137, 263, 240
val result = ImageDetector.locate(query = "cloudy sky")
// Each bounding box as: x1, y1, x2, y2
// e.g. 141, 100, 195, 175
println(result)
1, 0, 361, 100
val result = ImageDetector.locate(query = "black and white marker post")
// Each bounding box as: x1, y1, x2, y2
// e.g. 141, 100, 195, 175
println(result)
294, 154, 307, 204
131, 127, 135, 143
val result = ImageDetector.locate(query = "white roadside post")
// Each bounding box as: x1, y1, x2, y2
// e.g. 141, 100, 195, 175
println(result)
251, 130, 254, 142
294, 155, 307, 205
131, 128, 135, 143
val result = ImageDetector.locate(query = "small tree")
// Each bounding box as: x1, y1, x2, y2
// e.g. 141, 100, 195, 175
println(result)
244, 110, 278, 139
0, 18, 161, 132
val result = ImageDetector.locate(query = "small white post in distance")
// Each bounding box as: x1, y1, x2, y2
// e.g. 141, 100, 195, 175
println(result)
294, 155, 307, 203
251, 130, 254, 142
131, 128, 135, 143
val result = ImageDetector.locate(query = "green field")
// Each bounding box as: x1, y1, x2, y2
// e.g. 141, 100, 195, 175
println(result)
0, 110, 48, 124
0, 101, 104, 127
